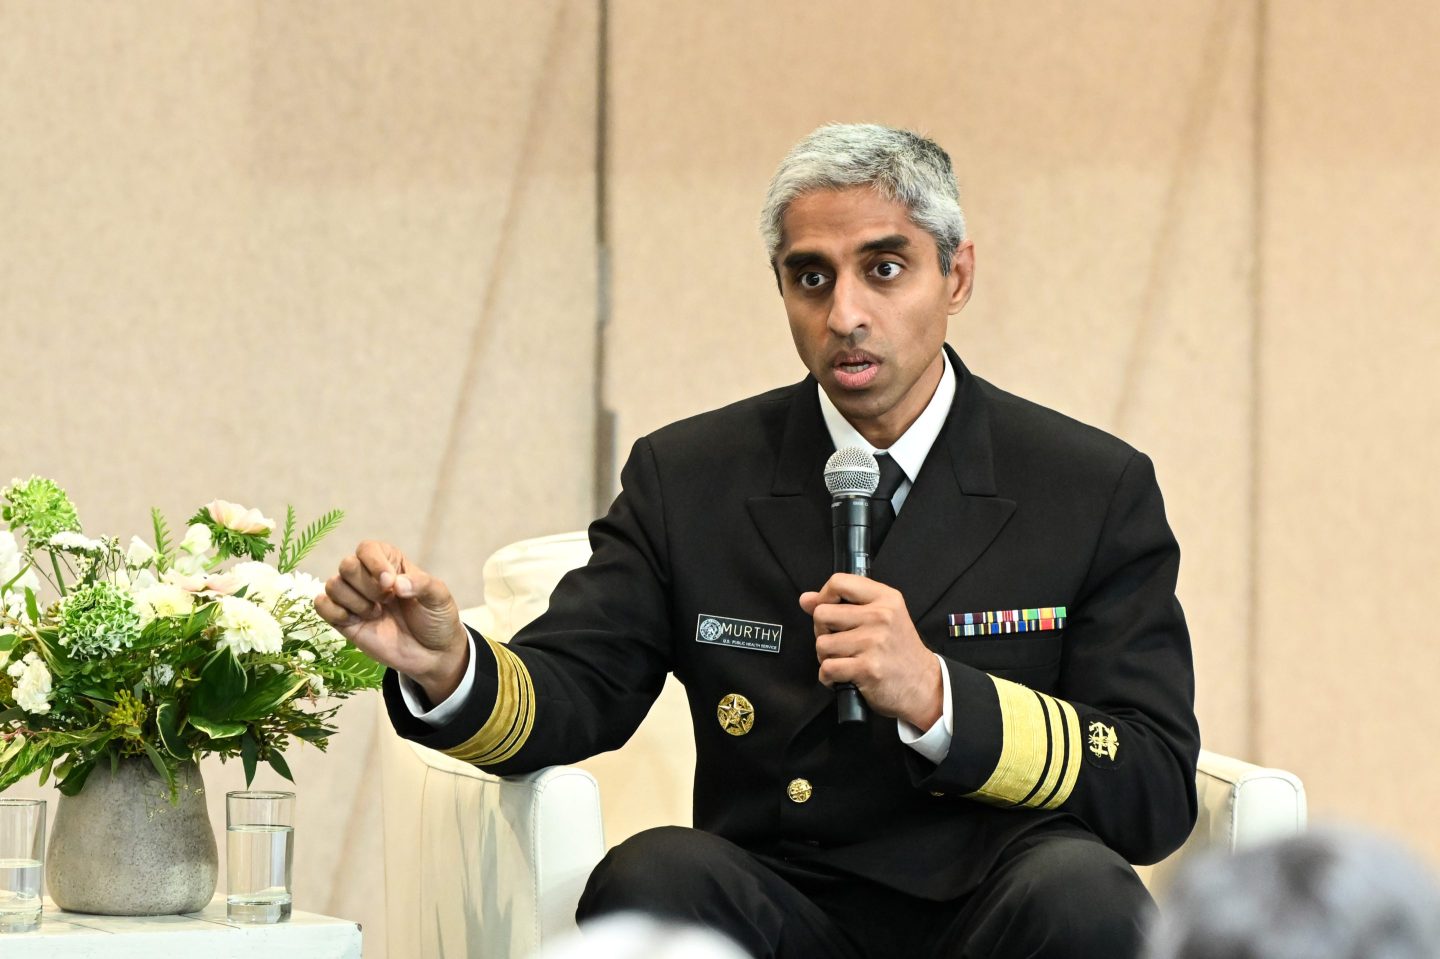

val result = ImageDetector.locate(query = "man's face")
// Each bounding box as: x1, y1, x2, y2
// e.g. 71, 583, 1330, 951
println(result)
777, 186, 974, 449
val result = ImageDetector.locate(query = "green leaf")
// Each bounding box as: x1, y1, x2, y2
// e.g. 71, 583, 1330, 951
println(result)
57, 759, 96, 796
279, 509, 344, 573
294, 725, 333, 743
0, 739, 55, 792
0, 633, 14, 658
190, 648, 247, 719
231, 670, 308, 722
156, 702, 190, 759
326, 645, 385, 688
189, 714, 246, 740
141, 741, 179, 801
278, 506, 298, 573
150, 507, 172, 571
1, 560, 34, 594
0, 737, 24, 765
0, 705, 26, 724
83, 697, 116, 716
37, 757, 53, 786
241, 730, 259, 785
24, 587, 39, 623
266, 749, 294, 783
181, 601, 219, 638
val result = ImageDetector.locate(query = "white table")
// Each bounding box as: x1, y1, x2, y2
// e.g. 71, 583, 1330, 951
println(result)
2, 896, 363, 958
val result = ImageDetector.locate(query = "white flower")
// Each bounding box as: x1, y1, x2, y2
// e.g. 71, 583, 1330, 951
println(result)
146, 663, 176, 687
180, 523, 212, 556
7, 652, 52, 715
133, 583, 196, 628
214, 596, 283, 656
205, 500, 276, 536
129, 568, 158, 591
306, 673, 328, 698
295, 649, 316, 663
126, 536, 157, 567
48, 531, 104, 555
0, 531, 21, 575
231, 562, 283, 604
280, 571, 325, 603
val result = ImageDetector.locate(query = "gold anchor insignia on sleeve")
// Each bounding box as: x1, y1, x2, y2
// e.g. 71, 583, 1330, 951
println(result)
717, 693, 755, 736
1087, 721, 1119, 761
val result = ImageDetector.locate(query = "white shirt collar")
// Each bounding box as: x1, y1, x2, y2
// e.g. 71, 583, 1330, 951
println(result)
817, 351, 956, 488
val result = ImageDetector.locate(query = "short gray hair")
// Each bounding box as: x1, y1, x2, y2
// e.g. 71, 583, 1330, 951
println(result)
760, 123, 967, 275
1147, 827, 1440, 959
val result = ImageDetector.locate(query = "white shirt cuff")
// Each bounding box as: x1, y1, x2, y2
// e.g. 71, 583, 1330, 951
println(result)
398, 626, 480, 726
897, 652, 953, 764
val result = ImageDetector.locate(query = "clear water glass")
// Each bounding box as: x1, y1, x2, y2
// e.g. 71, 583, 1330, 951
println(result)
226, 790, 294, 923
0, 799, 45, 933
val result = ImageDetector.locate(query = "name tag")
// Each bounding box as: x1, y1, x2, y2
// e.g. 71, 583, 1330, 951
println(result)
696, 613, 783, 654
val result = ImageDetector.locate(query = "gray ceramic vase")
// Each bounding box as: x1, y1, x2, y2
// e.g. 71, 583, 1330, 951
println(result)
47, 757, 218, 915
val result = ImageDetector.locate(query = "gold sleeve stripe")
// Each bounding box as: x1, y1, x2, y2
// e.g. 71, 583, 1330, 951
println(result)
964, 676, 1082, 809
1040, 699, 1081, 810
442, 639, 536, 766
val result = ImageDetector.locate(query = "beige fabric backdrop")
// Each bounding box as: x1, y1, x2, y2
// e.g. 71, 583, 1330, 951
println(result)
2, 1, 1438, 955
0, 1, 599, 955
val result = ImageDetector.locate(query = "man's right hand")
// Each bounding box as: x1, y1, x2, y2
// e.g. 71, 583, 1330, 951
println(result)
315, 541, 470, 705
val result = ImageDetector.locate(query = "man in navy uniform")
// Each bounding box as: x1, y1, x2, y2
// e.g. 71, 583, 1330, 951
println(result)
319, 124, 1200, 958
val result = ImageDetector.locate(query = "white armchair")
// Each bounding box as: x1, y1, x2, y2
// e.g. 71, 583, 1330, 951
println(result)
379, 532, 1307, 958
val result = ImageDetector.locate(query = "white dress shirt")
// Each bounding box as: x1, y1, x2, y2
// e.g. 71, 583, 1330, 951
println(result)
404, 352, 959, 766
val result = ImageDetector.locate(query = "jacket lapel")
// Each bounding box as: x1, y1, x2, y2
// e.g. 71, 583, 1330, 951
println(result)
871, 347, 1016, 625
745, 380, 834, 597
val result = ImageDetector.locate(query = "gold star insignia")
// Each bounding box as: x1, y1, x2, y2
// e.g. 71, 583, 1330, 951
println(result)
717, 693, 755, 736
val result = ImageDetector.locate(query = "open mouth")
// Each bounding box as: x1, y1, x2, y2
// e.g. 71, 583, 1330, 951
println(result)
831, 352, 880, 389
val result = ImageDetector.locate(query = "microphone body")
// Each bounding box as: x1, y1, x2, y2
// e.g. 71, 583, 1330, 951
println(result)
831, 494, 871, 723
823, 447, 880, 725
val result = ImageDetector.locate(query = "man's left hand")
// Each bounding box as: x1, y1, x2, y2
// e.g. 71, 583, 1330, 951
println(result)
800, 574, 942, 729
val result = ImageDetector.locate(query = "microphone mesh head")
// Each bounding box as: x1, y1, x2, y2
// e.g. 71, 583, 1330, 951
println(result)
824, 447, 880, 496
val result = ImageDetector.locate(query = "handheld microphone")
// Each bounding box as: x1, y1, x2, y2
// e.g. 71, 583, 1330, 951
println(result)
823, 447, 879, 724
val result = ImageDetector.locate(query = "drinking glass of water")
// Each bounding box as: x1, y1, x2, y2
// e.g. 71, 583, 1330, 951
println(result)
0, 798, 44, 933
226, 790, 294, 923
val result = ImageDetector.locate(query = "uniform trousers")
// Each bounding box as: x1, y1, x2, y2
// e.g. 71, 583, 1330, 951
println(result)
577, 825, 1154, 959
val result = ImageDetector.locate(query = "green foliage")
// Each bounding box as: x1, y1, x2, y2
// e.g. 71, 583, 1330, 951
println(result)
278, 509, 344, 574
150, 508, 173, 572
2, 477, 81, 544
0, 481, 378, 804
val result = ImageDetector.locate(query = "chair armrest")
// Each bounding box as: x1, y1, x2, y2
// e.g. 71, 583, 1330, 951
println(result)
1194, 748, 1307, 849
1143, 748, 1306, 892
380, 713, 605, 957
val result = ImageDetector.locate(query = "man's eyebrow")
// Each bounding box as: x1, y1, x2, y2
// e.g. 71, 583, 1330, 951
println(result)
857, 234, 910, 255
781, 250, 830, 272
781, 235, 910, 271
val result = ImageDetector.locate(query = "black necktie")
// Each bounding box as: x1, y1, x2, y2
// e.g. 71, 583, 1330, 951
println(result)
870, 453, 907, 555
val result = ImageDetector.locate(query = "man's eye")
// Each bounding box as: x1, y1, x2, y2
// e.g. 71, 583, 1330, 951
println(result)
873, 261, 903, 279
798, 272, 827, 289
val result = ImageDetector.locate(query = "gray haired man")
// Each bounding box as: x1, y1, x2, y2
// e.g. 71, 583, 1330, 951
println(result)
324, 123, 1200, 958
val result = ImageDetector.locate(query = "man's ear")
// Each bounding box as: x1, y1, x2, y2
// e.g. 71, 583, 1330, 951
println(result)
947, 240, 975, 314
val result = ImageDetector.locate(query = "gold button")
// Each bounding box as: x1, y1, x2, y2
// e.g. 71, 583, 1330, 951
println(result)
717, 694, 754, 736
787, 778, 813, 803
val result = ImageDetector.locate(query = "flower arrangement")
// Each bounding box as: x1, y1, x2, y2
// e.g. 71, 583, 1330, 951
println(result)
0, 476, 382, 799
